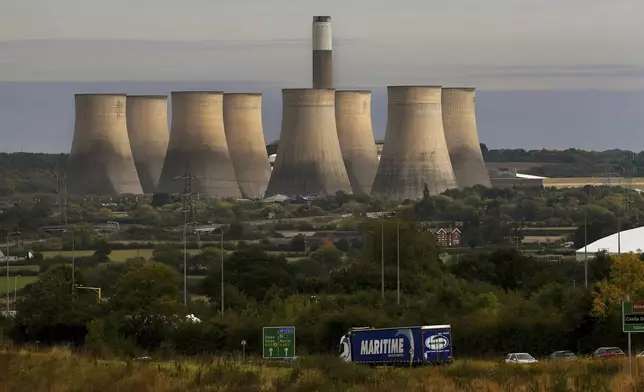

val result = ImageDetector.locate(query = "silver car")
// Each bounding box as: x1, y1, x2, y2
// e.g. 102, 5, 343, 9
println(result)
505, 353, 538, 364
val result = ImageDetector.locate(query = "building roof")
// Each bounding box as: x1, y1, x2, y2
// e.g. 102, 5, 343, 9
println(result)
516, 173, 548, 179
576, 226, 644, 255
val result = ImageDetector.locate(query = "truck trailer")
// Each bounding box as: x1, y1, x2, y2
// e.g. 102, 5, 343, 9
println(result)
339, 325, 452, 366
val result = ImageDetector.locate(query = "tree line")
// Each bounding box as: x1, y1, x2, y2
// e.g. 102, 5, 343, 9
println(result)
3, 149, 644, 196
2, 219, 642, 358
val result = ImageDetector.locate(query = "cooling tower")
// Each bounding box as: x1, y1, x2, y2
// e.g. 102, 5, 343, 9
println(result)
335, 90, 379, 195
223, 93, 271, 199
157, 91, 241, 198
312, 16, 333, 89
67, 94, 143, 195
126, 95, 169, 193
265, 88, 352, 197
442, 88, 491, 188
371, 86, 457, 200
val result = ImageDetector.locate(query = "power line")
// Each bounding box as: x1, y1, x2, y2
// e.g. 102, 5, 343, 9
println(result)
174, 165, 204, 243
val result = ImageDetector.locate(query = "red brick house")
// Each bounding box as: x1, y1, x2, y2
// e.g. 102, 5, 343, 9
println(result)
428, 228, 461, 247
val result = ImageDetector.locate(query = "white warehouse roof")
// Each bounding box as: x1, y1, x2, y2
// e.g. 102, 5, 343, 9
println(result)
516, 173, 547, 179
576, 226, 644, 261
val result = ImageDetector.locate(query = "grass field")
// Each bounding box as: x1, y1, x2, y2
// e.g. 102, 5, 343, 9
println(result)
1, 349, 643, 391
0, 265, 39, 272
544, 177, 644, 188
0, 276, 38, 293
41, 249, 201, 261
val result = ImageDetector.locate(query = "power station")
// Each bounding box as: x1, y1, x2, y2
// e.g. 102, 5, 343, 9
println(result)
67, 94, 143, 196
126, 95, 169, 193
335, 90, 379, 195
223, 93, 271, 199
372, 86, 458, 200
65, 16, 494, 201
442, 88, 491, 188
157, 91, 241, 198
312, 16, 333, 89
265, 88, 352, 197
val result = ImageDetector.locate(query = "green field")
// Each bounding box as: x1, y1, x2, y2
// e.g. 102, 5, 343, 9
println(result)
0, 276, 38, 293
0, 265, 39, 272
42, 249, 201, 261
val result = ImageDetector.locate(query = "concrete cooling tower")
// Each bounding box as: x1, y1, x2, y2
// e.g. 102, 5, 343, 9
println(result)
265, 88, 352, 197
371, 86, 457, 200
335, 90, 379, 195
157, 91, 241, 198
223, 93, 271, 199
312, 16, 333, 89
442, 88, 491, 188
67, 94, 143, 195
126, 95, 169, 193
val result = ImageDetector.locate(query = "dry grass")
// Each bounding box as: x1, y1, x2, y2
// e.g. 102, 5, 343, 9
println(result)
522, 235, 566, 244
2, 349, 644, 391
41, 249, 201, 261
543, 177, 644, 188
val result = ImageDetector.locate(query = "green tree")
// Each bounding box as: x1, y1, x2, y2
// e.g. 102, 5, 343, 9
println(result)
110, 260, 184, 349
15, 265, 99, 345
202, 248, 296, 303
291, 234, 306, 252
93, 239, 112, 262
310, 245, 344, 269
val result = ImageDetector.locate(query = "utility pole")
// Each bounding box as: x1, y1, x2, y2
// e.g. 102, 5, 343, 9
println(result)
175, 165, 204, 308
396, 216, 400, 305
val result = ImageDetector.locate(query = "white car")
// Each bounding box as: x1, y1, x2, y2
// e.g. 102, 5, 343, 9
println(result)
637, 351, 644, 357
505, 353, 538, 364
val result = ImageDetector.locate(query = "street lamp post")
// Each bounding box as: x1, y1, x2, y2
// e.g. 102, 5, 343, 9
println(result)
583, 210, 588, 288
574, 208, 589, 288
6, 231, 20, 314
212, 225, 225, 313
182, 223, 193, 307
390, 211, 400, 305
618, 217, 621, 255
75, 285, 102, 301
14, 275, 19, 304
381, 219, 384, 300
71, 230, 76, 293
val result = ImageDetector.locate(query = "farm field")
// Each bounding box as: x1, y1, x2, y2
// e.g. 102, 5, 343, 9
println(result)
522, 235, 566, 244
0, 265, 40, 272
0, 349, 643, 391
41, 249, 201, 261
0, 275, 38, 293
543, 177, 644, 188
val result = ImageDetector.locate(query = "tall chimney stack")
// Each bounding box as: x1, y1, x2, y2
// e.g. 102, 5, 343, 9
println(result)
312, 16, 333, 89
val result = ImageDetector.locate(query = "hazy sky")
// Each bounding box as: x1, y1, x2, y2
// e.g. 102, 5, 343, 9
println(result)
1, 0, 644, 89
1, 1, 644, 153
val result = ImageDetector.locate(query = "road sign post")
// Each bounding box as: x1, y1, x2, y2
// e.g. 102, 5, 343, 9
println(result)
262, 326, 295, 359
622, 301, 644, 332
622, 299, 644, 378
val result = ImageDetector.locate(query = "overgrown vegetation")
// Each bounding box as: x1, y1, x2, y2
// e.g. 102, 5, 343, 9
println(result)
0, 349, 642, 392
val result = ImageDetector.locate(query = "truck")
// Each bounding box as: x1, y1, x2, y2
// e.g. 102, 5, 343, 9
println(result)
339, 325, 452, 366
